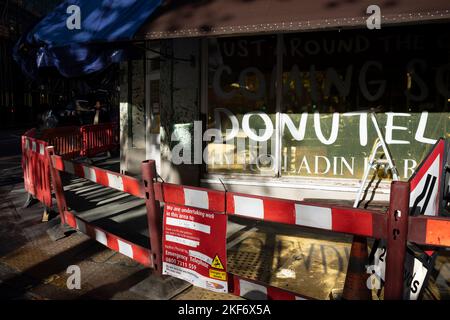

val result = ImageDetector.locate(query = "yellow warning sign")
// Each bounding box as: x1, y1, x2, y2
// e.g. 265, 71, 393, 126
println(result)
209, 269, 227, 281
211, 255, 224, 270
211, 254, 225, 270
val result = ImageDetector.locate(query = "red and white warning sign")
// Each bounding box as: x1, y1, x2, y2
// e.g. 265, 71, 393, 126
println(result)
162, 203, 228, 293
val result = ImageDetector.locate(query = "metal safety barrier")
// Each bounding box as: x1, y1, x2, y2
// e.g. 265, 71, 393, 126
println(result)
45, 142, 450, 300
21, 122, 450, 300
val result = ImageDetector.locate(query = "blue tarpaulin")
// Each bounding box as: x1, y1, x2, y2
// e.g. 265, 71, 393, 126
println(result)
14, 0, 162, 78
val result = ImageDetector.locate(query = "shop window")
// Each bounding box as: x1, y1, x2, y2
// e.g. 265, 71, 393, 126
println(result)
281, 28, 449, 180
205, 25, 450, 181
207, 35, 277, 175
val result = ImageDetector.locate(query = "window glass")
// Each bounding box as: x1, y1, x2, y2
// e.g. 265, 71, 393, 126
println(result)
205, 25, 450, 181
207, 36, 277, 175
281, 25, 449, 180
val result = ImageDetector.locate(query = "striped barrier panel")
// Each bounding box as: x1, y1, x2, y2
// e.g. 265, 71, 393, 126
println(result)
161, 183, 226, 212
50, 155, 144, 199
226, 192, 386, 238
21, 134, 52, 207
157, 182, 386, 239
228, 274, 311, 300
48, 152, 159, 272
64, 211, 152, 267
49, 164, 318, 299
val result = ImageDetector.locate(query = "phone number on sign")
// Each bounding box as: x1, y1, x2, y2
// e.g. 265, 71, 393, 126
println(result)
165, 257, 197, 271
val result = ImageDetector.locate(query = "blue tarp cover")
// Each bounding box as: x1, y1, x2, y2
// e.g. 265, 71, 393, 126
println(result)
14, 0, 161, 78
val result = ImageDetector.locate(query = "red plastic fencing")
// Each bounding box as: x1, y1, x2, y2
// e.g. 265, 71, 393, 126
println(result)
63, 210, 153, 267
39, 122, 118, 159
21, 132, 52, 208
41, 126, 82, 159
158, 182, 386, 238
81, 123, 118, 157
21, 123, 119, 208
50, 154, 143, 198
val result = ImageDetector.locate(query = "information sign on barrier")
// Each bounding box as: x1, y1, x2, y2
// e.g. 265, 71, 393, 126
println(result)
162, 203, 228, 293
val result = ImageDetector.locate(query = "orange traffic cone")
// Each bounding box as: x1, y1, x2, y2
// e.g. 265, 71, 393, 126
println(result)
341, 236, 371, 300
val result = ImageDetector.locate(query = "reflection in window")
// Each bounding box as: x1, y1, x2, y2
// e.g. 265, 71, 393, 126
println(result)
207, 36, 277, 175
205, 25, 450, 180
281, 27, 449, 180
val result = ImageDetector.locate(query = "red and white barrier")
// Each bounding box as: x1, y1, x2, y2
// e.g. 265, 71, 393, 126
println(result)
162, 183, 226, 212
226, 192, 385, 238
229, 274, 310, 300
22, 135, 52, 207
51, 156, 144, 199
157, 184, 385, 238
43, 136, 450, 300
409, 215, 450, 247
64, 211, 152, 267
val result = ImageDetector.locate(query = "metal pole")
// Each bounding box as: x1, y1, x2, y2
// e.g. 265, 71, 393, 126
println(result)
384, 181, 410, 300
141, 160, 163, 273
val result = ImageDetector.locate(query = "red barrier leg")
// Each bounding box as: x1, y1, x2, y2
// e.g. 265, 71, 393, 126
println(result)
142, 160, 163, 273
46, 146, 68, 225
384, 181, 410, 300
